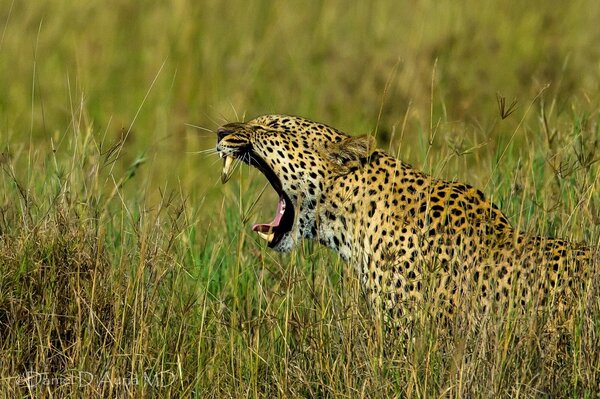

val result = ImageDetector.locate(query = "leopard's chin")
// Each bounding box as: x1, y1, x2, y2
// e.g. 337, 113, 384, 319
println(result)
268, 232, 295, 252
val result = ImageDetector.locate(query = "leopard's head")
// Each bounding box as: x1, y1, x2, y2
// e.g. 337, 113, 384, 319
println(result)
216, 115, 374, 252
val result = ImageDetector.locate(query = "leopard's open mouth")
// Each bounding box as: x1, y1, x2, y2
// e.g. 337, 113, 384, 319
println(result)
220, 152, 295, 248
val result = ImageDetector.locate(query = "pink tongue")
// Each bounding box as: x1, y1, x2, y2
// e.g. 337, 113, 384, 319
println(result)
252, 197, 285, 233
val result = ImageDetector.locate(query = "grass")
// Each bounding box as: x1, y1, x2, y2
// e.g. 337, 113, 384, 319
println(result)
1, 0, 600, 397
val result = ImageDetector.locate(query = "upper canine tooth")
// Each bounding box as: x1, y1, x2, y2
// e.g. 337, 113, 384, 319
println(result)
221, 156, 234, 183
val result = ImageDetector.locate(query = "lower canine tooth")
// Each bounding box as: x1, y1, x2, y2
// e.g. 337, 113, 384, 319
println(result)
221, 156, 234, 183
257, 231, 274, 242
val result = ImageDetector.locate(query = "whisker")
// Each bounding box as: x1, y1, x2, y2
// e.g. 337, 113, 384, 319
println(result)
229, 103, 239, 122
201, 112, 223, 129
246, 153, 257, 169
232, 156, 245, 175
205, 107, 225, 125
248, 153, 261, 167
185, 123, 215, 133
207, 156, 222, 168
214, 109, 231, 124
187, 148, 218, 155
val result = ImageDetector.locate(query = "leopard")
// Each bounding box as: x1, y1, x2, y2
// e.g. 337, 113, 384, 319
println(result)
215, 114, 598, 323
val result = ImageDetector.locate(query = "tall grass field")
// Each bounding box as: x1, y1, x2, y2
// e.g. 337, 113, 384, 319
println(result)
1, 1, 600, 397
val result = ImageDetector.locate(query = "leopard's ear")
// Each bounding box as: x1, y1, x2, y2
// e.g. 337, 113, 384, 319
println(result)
323, 135, 376, 173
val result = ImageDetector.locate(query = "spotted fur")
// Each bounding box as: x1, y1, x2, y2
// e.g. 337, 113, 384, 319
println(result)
216, 115, 598, 320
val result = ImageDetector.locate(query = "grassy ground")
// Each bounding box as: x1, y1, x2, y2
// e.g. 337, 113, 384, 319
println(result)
1, 1, 600, 397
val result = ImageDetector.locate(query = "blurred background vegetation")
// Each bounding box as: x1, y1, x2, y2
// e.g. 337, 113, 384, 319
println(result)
1, 1, 600, 396
2, 0, 600, 203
